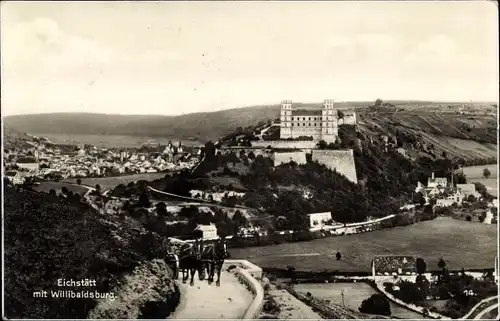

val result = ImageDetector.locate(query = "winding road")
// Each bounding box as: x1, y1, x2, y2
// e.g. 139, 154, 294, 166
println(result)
169, 270, 254, 319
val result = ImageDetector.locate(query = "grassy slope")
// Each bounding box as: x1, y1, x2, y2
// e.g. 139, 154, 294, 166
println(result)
229, 217, 497, 272
4, 186, 178, 319
358, 110, 497, 160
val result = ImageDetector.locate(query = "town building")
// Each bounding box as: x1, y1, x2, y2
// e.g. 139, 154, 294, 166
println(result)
456, 184, 479, 198
427, 172, 447, 188
279, 100, 356, 143
307, 212, 333, 229
194, 224, 218, 240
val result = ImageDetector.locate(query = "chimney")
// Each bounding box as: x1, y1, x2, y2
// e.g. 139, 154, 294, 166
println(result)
431, 172, 435, 180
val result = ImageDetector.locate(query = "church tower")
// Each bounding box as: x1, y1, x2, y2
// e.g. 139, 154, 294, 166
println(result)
280, 100, 293, 139
321, 99, 338, 142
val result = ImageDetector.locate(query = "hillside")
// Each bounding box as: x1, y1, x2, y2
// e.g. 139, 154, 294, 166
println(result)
3, 123, 35, 149
3, 186, 179, 319
357, 110, 497, 161
111, 124, 470, 235
5, 101, 497, 152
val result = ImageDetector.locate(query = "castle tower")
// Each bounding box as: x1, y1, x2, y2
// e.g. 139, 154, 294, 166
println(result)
280, 100, 293, 139
321, 99, 338, 142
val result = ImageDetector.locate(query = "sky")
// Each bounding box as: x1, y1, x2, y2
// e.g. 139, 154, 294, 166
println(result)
1, 1, 498, 116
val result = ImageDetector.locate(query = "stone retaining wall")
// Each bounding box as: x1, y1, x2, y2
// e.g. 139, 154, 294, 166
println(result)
224, 260, 264, 320
252, 140, 317, 149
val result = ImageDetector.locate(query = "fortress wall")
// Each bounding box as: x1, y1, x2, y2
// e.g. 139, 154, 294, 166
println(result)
311, 149, 358, 184
220, 147, 270, 157
339, 112, 357, 125
252, 140, 317, 149
273, 152, 307, 167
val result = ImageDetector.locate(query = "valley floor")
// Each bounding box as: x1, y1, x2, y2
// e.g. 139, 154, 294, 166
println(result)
230, 217, 497, 272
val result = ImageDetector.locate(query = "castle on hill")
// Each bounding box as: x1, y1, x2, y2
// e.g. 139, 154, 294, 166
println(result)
279, 100, 357, 142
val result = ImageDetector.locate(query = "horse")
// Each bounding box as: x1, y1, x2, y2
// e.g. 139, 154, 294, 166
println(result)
204, 238, 229, 286
164, 252, 180, 279
176, 242, 204, 286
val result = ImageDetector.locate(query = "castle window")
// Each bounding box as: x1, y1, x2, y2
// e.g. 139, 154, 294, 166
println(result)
314, 123, 317, 126
297, 123, 299, 126
303, 117, 306, 121
292, 117, 294, 120
308, 117, 311, 121
303, 123, 305, 126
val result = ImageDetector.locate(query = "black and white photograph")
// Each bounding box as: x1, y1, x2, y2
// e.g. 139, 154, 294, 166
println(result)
1, 0, 499, 319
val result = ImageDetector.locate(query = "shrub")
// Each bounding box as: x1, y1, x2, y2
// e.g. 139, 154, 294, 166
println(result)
390, 280, 426, 304
263, 297, 281, 314
359, 294, 391, 316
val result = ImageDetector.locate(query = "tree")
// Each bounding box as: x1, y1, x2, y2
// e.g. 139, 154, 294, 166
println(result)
247, 151, 256, 160
438, 257, 446, 270
61, 187, 69, 195
359, 294, 391, 316
76, 178, 82, 186
286, 265, 296, 281
466, 194, 476, 203
95, 184, 101, 194
374, 98, 383, 107
415, 257, 427, 275
316, 140, 327, 149
415, 191, 426, 206
48, 189, 57, 197
232, 210, 248, 228
179, 206, 199, 219
137, 193, 151, 208
336, 252, 342, 260
156, 202, 168, 217
483, 168, 491, 179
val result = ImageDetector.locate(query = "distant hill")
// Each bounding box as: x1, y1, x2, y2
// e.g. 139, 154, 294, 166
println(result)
4, 101, 497, 158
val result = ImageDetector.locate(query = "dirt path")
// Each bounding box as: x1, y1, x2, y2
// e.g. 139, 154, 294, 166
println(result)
169, 270, 253, 319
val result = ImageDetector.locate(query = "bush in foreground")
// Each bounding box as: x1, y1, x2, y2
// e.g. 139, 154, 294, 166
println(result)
4, 187, 178, 319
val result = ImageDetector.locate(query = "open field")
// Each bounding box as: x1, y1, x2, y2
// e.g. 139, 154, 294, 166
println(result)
463, 164, 498, 198
34, 181, 88, 195
64, 173, 167, 190
30, 133, 201, 149
294, 282, 422, 319
231, 217, 497, 272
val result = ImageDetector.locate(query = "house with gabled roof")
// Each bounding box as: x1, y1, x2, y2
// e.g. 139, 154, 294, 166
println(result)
427, 172, 447, 189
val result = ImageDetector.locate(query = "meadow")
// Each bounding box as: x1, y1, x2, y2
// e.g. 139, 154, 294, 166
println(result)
294, 282, 422, 319
230, 217, 497, 272
463, 164, 498, 198
34, 181, 88, 195
64, 172, 167, 190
